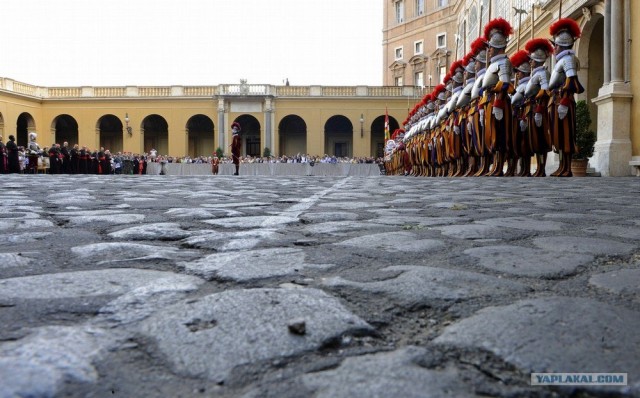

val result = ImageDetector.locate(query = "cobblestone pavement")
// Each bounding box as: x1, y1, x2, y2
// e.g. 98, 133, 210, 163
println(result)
0, 174, 638, 397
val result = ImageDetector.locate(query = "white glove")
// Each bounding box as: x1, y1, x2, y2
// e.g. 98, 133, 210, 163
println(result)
467, 122, 473, 133
558, 104, 568, 120
519, 120, 527, 132
492, 107, 504, 121
445, 124, 451, 131
479, 109, 485, 126
534, 113, 543, 127
454, 125, 460, 135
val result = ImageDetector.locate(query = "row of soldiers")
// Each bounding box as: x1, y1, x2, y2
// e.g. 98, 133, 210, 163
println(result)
386, 17, 584, 177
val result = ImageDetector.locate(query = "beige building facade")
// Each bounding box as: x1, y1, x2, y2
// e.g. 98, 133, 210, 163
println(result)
0, 81, 425, 159
383, 0, 638, 176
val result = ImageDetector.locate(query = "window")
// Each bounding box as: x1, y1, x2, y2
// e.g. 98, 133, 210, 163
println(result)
439, 65, 446, 83
395, 46, 404, 60
437, 33, 446, 48
437, 0, 448, 7
467, 5, 478, 49
395, 0, 404, 23
415, 71, 424, 88
395, 76, 404, 86
415, 0, 425, 16
414, 40, 424, 55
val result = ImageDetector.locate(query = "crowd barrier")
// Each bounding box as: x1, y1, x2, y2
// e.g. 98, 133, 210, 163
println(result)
145, 162, 383, 177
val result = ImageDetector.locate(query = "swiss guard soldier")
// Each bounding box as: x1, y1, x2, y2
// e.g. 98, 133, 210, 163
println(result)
482, 18, 515, 176
432, 84, 447, 176
211, 153, 220, 175
458, 52, 477, 176
469, 37, 490, 176
548, 18, 584, 177
447, 60, 466, 176
26, 132, 41, 174
525, 38, 554, 177
510, 49, 532, 176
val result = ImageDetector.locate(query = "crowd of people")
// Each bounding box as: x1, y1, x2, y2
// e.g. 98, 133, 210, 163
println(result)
385, 17, 583, 178
0, 132, 383, 175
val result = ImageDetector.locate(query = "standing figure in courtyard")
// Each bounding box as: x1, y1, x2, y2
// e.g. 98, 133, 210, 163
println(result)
548, 18, 584, 177
481, 18, 515, 176
230, 122, 242, 176
0, 135, 7, 174
525, 38, 554, 177
510, 49, 532, 176
6, 135, 20, 173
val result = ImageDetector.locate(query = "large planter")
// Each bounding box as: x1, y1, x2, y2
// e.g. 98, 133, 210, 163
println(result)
571, 158, 589, 177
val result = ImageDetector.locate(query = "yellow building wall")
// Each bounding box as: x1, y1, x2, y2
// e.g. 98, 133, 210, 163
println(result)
631, 0, 640, 157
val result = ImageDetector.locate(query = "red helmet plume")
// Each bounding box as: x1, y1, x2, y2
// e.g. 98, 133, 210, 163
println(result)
483, 18, 513, 40
549, 18, 581, 39
510, 49, 530, 69
525, 38, 554, 55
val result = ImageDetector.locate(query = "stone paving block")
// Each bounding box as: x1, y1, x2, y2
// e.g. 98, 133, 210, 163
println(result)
108, 222, 193, 241
138, 288, 374, 383
434, 297, 640, 392
324, 265, 529, 307
0, 269, 203, 300
464, 246, 594, 277
477, 216, 564, 232
203, 215, 299, 229
533, 236, 637, 256
0, 326, 112, 398
589, 269, 640, 294
71, 242, 198, 263
335, 232, 445, 253
179, 247, 333, 282
437, 224, 533, 240
298, 346, 475, 398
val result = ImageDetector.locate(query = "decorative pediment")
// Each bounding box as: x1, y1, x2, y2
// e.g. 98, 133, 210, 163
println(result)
389, 60, 407, 71
409, 54, 428, 66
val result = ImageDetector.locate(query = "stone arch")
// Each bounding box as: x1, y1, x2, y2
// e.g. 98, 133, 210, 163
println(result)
234, 114, 261, 157
186, 114, 215, 158
142, 114, 169, 155
278, 115, 307, 157
16, 112, 36, 147
96, 114, 124, 153
324, 115, 353, 157
0, 112, 4, 139
51, 114, 79, 148
576, 5, 604, 132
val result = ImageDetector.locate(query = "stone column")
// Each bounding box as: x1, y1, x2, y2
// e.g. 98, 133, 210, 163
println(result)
603, 0, 611, 84
264, 98, 273, 154
592, 0, 632, 176
217, 99, 226, 151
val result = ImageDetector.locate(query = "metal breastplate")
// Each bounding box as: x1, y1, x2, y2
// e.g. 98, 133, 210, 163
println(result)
457, 80, 474, 107
446, 91, 461, 114
525, 68, 548, 98
482, 62, 500, 89
471, 72, 485, 99
511, 82, 527, 107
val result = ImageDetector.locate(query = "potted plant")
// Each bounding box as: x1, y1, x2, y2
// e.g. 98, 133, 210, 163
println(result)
263, 147, 271, 158
215, 147, 224, 158
571, 100, 597, 177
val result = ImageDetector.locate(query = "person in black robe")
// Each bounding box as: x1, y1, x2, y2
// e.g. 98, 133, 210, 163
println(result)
61, 142, 71, 174
6, 135, 21, 173
70, 144, 79, 174
0, 135, 7, 174
79, 147, 88, 174
49, 145, 60, 174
